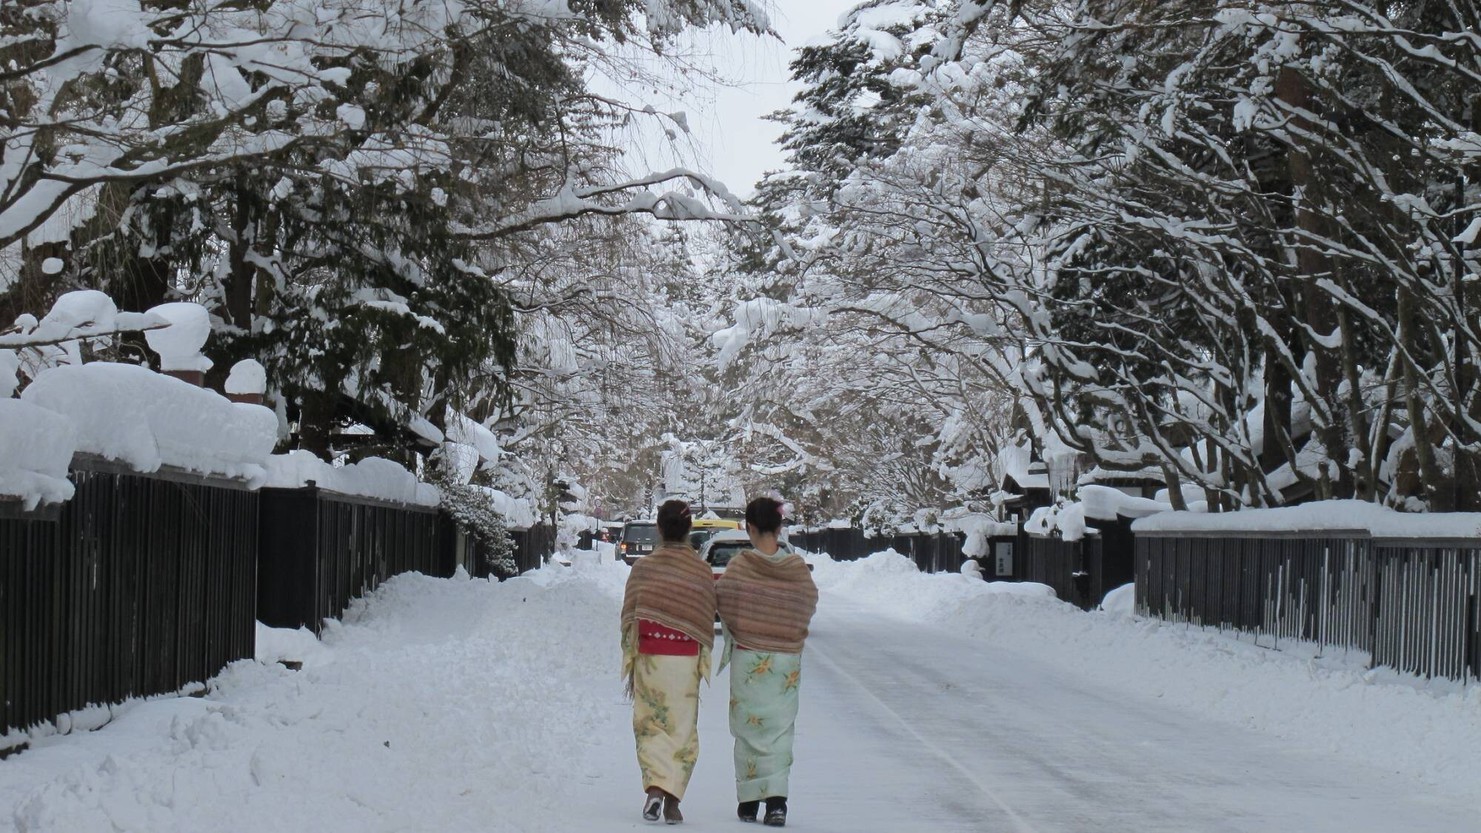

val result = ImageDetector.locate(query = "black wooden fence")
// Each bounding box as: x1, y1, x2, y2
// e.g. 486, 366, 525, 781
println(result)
788, 528, 967, 572
5, 469, 556, 739
1019, 518, 1137, 610
257, 486, 446, 635
1, 462, 258, 738
1136, 532, 1481, 681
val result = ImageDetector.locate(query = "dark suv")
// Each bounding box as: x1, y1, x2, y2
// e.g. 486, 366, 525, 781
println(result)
619, 521, 660, 565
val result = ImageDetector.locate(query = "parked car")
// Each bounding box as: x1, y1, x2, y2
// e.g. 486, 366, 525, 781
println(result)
698, 529, 755, 578
619, 521, 660, 565
598, 521, 625, 544
700, 529, 814, 578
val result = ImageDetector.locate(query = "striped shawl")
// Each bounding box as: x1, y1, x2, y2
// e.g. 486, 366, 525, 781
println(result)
716, 549, 818, 654
621, 543, 717, 649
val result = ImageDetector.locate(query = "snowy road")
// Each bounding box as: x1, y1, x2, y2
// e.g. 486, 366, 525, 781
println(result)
5, 554, 1481, 832
572, 597, 1480, 833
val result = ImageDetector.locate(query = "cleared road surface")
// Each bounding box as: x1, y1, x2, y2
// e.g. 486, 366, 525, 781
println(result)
570, 597, 1480, 833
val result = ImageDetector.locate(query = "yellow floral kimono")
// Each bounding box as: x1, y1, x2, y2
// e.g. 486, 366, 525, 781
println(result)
623, 627, 712, 800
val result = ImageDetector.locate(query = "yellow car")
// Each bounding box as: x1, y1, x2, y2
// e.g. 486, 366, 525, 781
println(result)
689, 516, 743, 550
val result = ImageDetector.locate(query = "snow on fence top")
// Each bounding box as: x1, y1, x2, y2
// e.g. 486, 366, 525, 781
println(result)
20, 362, 277, 482
0, 398, 77, 509
1132, 499, 1481, 540
264, 451, 441, 507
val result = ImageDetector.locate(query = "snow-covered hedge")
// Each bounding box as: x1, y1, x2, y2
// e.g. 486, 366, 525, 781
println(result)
21, 362, 277, 483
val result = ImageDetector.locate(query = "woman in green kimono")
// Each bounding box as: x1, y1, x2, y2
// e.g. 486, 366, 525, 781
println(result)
715, 497, 818, 827
620, 500, 716, 824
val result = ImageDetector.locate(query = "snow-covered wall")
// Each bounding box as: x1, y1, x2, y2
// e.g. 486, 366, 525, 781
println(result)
21, 363, 277, 483
1133, 500, 1481, 540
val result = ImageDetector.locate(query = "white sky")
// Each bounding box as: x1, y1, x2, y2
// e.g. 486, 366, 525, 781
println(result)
599, 0, 864, 198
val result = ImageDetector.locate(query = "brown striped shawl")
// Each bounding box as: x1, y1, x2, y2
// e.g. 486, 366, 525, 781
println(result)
716, 549, 818, 654
620, 542, 717, 649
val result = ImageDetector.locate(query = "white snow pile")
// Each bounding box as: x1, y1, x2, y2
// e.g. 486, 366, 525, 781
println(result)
1024, 484, 1177, 542
1134, 499, 1481, 539
806, 549, 1056, 621
1098, 582, 1136, 617
0, 398, 77, 508
264, 451, 440, 507
0, 561, 635, 832
1024, 500, 1088, 540
445, 412, 502, 467
224, 359, 266, 396
142, 302, 213, 372
814, 549, 1481, 807
941, 511, 1016, 558
0, 290, 166, 357
476, 484, 539, 529
20, 362, 277, 482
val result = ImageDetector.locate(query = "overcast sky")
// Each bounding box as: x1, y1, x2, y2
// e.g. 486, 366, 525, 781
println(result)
602, 1, 863, 198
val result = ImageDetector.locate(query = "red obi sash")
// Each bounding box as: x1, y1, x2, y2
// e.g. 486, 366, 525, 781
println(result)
638, 619, 699, 656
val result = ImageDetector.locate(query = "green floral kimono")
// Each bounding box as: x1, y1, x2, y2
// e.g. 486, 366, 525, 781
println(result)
723, 640, 803, 803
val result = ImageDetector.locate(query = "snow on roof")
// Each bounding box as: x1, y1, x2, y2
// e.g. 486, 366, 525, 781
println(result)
1079, 465, 1165, 485
1133, 500, 1481, 540
446, 411, 502, 464
477, 485, 538, 530
0, 398, 77, 509
21, 362, 277, 483
1003, 472, 1049, 491
1079, 484, 1168, 521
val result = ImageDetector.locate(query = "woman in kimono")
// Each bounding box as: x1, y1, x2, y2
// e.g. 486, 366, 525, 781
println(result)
715, 497, 818, 827
620, 499, 717, 824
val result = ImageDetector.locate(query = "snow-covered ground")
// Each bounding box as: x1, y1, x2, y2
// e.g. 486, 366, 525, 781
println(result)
4, 551, 1480, 832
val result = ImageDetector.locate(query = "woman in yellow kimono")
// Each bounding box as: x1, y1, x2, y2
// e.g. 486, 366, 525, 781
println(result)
620, 500, 716, 824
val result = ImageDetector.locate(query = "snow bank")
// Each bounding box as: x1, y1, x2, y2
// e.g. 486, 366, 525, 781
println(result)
807, 549, 1060, 622
0, 562, 634, 832
1099, 582, 1136, 616
0, 399, 77, 509
1, 349, 19, 397
264, 451, 440, 507
20, 362, 277, 482
1133, 499, 1481, 539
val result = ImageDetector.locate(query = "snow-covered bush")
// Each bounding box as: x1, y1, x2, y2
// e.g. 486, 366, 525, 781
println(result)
435, 476, 517, 578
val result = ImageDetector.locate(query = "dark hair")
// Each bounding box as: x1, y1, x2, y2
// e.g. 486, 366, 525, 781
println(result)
656, 499, 693, 543
745, 497, 784, 535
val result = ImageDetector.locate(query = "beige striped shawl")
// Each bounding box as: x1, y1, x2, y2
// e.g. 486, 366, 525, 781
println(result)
716, 549, 818, 654
620, 542, 717, 649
